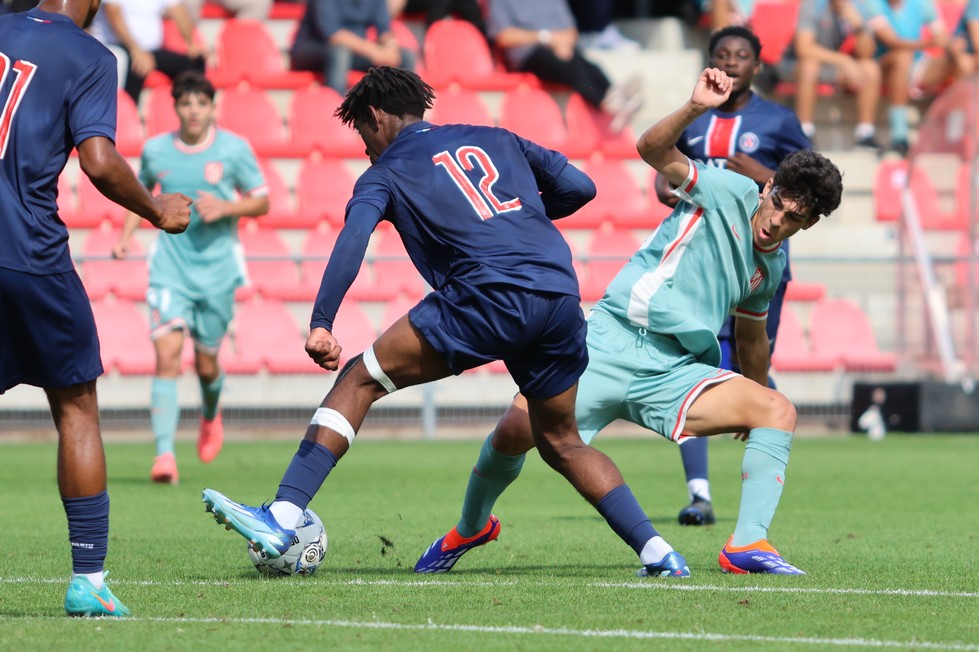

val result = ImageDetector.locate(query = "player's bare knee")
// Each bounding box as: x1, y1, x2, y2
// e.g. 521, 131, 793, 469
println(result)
761, 390, 797, 432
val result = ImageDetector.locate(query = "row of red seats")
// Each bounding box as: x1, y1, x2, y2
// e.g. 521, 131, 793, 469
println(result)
61, 156, 669, 231
874, 159, 976, 230
772, 298, 896, 373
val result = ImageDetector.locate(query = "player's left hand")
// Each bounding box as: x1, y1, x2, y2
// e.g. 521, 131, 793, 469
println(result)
306, 327, 342, 371
195, 191, 229, 223
725, 153, 774, 187
691, 68, 732, 112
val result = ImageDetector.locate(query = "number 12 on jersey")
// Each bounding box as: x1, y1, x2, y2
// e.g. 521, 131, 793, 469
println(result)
0, 54, 38, 159
433, 146, 522, 220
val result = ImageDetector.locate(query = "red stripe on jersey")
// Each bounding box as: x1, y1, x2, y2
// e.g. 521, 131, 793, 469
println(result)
735, 307, 768, 318
683, 163, 698, 193
705, 115, 741, 160
662, 207, 704, 260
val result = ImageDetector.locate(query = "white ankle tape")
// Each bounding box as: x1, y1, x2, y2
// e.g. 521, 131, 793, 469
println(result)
310, 407, 356, 445
362, 345, 397, 393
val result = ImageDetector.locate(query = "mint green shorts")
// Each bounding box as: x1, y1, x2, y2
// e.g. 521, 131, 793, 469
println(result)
147, 285, 235, 353
576, 310, 739, 444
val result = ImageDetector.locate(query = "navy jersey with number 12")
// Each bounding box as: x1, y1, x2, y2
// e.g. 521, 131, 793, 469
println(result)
347, 121, 580, 297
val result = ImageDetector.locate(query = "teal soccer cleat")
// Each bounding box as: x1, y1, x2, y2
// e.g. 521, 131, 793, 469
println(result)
636, 551, 691, 578
64, 572, 131, 617
202, 488, 295, 559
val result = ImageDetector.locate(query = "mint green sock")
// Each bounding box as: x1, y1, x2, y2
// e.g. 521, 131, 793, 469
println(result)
151, 378, 179, 457
731, 427, 792, 546
457, 434, 526, 537
200, 373, 224, 421
888, 105, 909, 142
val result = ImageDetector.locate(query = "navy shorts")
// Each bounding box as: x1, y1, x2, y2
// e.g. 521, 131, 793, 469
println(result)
0, 267, 103, 393
409, 281, 588, 399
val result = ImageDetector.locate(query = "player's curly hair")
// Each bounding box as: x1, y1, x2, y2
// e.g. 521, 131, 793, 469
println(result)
771, 150, 843, 218
335, 67, 435, 130
171, 70, 215, 102
708, 25, 762, 61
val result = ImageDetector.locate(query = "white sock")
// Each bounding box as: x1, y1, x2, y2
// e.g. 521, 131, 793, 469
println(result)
74, 571, 104, 590
687, 478, 711, 502
801, 122, 815, 138
855, 123, 876, 139
639, 536, 675, 565
269, 501, 304, 529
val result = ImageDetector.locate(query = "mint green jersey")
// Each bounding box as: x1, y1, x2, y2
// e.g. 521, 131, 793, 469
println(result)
594, 160, 785, 367
139, 127, 267, 297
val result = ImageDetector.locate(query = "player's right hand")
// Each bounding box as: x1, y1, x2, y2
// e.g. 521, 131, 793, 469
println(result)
153, 193, 192, 234
111, 241, 128, 260
691, 68, 732, 112
306, 327, 342, 371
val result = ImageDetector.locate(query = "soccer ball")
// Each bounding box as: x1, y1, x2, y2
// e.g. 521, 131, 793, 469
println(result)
247, 509, 327, 577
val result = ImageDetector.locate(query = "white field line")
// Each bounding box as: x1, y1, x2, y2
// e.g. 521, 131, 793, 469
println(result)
590, 581, 979, 599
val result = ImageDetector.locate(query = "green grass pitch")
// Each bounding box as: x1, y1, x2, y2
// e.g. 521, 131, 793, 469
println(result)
1, 432, 977, 651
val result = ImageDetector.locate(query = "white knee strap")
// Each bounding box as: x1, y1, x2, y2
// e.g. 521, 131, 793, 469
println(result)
362, 345, 398, 394
310, 408, 356, 446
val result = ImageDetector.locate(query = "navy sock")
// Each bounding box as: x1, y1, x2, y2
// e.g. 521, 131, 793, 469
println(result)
595, 484, 659, 555
679, 436, 708, 482
275, 440, 338, 510
62, 491, 109, 574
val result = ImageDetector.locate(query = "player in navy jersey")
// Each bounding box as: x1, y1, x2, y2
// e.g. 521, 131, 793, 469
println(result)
655, 26, 811, 527
202, 67, 688, 579
0, 0, 190, 617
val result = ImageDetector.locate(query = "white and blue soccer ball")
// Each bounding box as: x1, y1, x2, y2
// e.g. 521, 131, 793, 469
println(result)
247, 509, 327, 577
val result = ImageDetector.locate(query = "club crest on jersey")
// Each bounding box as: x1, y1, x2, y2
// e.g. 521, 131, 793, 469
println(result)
204, 162, 224, 185
738, 132, 760, 154
749, 267, 765, 291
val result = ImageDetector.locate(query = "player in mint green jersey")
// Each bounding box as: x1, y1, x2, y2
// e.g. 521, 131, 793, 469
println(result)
113, 71, 269, 484
415, 68, 843, 576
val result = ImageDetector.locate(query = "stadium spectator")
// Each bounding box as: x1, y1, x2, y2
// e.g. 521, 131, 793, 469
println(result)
182, 0, 272, 23
950, 0, 979, 75
487, 0, 643, 132
710, 0, 755, 30
202, 67, 690, 581
655, 25, 810, 527
777, 0, 882, 148
568, 0, 640, 50
88, 0, 206, 104
0, 0, 190, 616
387, 0, 489, 41
290, 0, 417, 95
418, 68, 843, 576
112, 72, 269, 485
864, 0, 959, 156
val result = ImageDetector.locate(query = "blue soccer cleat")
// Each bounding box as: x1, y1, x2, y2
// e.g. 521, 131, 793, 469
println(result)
414, 515, 501, 573
636, 551, 691, 578
718, 536, 806, 574
202, 488, 295, 559
678, 496, 716, 526
64, 572, 131, 617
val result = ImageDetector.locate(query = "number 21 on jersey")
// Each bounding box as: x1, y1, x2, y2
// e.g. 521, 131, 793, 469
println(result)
0, 53, 38, 159
433, 146, 522, 220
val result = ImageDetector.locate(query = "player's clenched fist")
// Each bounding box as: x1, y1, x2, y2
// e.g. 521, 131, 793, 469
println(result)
306, 327, 342, 371
153, 193, 193, 234
691, 67, 733, 112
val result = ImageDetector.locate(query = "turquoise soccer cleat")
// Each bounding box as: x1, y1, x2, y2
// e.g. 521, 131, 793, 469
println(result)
64, 572, 131, 617
636, 551, 692, 578
202, 488, 295, 559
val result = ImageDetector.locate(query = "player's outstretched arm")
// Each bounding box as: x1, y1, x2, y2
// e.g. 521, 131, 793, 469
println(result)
637, 68, 733, 188
78, 136, 191, 234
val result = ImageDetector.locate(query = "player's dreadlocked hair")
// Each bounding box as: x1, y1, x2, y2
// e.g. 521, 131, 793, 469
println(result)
708, 25, 762, 61
771, 150, 843, 218
335, 67, 435, 130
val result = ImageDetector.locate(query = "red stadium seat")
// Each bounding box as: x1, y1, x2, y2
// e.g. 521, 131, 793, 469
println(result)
423, 19, 532, 90
909, 164, 962, 230
955, 161, 979, 228
252, 159, 300, 228
115, 89, 145, 157
296, 158, 357, 228
645, 169, 678, 228
378, 293, 420, 332
233, 299, 320, 374
81, 225, 148, 300
91, 299, 155, 375
784, 280, 827, 302
579, 227, 640, 301
238, 222, 305, 301
749, 0, 801, 66
217, 88, 294, 158
161, 18, 208, 56
499, 86, 571, 154
874, 159, 908, 223
297, 226, 387, 301
76, 174, 128, 228
145, 86, 179, 136
331, 300, 380, 368
287, 86, 366, 158
210, 20, 317, 89
810, 298, 897, 372
770, 307, 837, 372
565, 159, 648, 229
372, 224, 425, 298
427, 84, 494, 126
564, 92, 637, 159
57, 174, 79, 227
